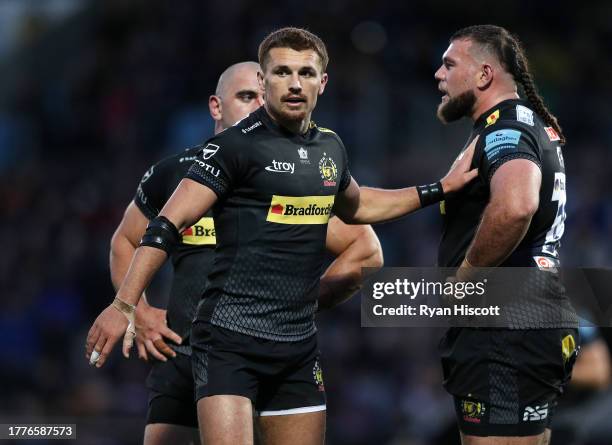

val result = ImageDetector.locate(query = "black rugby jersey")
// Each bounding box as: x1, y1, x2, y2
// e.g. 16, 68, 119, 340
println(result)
134, 146, 216, 349
438, 99, 577, 328
186, 106, 351, 341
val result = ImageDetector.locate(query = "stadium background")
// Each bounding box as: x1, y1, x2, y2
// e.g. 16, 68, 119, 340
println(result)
0, 0, 610, 444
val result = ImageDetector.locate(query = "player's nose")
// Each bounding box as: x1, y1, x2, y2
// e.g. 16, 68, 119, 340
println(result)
434, 66, 443, 80
289, 73, 302, 91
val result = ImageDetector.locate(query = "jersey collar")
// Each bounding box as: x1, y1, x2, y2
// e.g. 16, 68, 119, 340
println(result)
473, 98, 531, 130
255, 106, 316, 143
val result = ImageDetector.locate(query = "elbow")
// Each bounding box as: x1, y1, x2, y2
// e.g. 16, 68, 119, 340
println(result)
368, 243, 384, 270
362, 233, 384, 270
368, 249, 384, 271
503, 198, 539, 224
109, 230, 122, 258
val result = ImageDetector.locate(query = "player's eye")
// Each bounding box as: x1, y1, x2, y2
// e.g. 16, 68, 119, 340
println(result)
237, 92, 256, 102
274, 67, 290, 76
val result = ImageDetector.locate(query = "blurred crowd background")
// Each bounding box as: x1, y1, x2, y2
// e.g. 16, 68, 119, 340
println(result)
0, 0, 611, 444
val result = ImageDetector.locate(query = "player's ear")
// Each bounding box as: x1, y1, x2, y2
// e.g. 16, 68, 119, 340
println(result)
209, 95, 222, 122
257, 70, 265, 91
319, 72, 328, 95
476, 63, 493, 90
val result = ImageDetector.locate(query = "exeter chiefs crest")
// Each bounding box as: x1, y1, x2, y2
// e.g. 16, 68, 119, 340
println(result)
318, 153, 338, 187
461, 399, 486, 423
313, 359, 325, 391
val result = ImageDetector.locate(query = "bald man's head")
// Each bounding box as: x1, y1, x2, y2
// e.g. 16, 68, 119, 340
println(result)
215, 61, 261, 97
209, 61, 263, 134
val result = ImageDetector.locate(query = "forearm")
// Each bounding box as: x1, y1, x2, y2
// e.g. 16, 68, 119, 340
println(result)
465, 201, 532, 267
349, 186, 422, 224
110, 234, 138, 291
115, 246, 168, 306
318, 239, 383, 310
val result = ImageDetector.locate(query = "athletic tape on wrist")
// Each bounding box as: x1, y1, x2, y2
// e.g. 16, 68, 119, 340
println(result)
416, 182, 444, 207
112, 297, 136, 316
112, 297, 136, 337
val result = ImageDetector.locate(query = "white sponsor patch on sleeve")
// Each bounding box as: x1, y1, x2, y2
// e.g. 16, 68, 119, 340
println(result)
516, 104, 534, 126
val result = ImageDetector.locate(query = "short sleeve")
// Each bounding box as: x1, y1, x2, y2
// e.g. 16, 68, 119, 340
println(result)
477, 124, 541, 183
336, 136, 352, 192
133, 157, 174, 220
185, 137, 244, 199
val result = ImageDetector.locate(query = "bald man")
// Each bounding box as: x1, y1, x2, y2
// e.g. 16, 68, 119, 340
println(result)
108, 61, 383, 444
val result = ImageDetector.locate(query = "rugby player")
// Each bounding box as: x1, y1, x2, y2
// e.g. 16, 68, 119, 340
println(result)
434, 25, 579, 444
109, 61, 384, 445
87, 27, 477, 445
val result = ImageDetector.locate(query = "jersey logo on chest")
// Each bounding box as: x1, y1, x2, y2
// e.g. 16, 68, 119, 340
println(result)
318, 152, 338, 187
266, 195, 335, 224
181, 217, 216, 245
265, 159, 295, 174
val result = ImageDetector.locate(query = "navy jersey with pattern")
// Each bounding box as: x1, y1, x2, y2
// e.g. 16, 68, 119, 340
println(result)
438, 99, 577, 329
438, 99, 567, 268
186, 106, 351, 341
134, 146, 216, 349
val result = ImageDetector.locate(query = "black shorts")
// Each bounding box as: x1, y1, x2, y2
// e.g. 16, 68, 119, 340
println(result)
191, 321, 326, 416
439, 327, 579, 437
145, 352, 198, 428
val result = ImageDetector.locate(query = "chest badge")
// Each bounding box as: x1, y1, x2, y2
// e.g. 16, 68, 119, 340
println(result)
319, 152, 338, 187
298, 147, 310, 164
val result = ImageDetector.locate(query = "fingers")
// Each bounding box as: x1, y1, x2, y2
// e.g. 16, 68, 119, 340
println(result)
136, 339, 148, 361
122, 324, 136, 359
161, 326, 182, 345
94, 335, 118, 368
468, 135, 480, 147
145, 339, 169, 361
154, 338, 177, 359
461, 139, 477, 164
466, 168, 479, 181
85, 325, 101, 359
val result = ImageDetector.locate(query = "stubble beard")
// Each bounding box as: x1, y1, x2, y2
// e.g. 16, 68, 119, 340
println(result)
268, 100, 310, 133
437, 89, 477, 123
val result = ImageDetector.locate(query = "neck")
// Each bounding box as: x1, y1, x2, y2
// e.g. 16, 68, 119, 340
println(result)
471, 91, 520, 121
265, 103, 310, 135
213, 122, 225, 135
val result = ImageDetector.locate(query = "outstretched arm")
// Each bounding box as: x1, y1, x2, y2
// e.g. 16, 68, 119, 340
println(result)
333, 138, 478, 224
318, 217, 383, 311
86, 178, 217, 367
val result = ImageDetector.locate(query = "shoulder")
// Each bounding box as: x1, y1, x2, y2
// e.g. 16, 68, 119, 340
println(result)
313, 124, 346, 150
481, 108, 539, 149
202, 116, 263, 157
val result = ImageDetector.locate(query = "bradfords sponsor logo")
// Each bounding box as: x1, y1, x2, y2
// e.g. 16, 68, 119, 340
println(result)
242, 120, 262, 134
266, 195, 335, 224
181, 217, 216, 245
